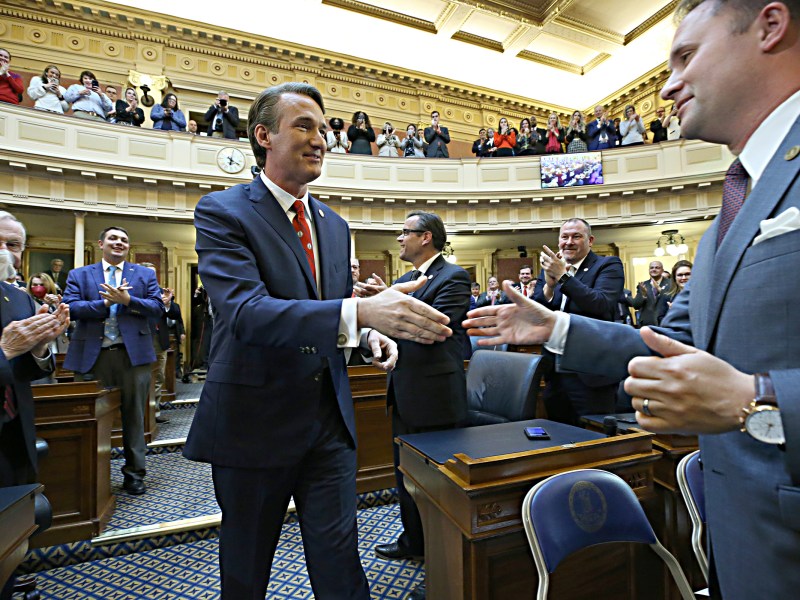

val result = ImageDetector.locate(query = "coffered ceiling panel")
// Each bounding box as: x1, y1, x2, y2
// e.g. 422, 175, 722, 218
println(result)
119, 0, 679, 109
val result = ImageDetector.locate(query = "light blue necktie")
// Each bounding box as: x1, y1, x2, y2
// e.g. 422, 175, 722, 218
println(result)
104, 265, 120, 341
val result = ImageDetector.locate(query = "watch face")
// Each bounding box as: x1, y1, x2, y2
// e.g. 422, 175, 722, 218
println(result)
217, 148, 245, 174
746, 408, 785, 444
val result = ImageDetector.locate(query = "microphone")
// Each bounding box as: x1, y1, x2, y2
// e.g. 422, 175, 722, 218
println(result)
603, 416, 618, 437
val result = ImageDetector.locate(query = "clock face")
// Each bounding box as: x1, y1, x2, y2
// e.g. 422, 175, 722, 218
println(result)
217, 147, 246, 174
746, 408, 785, 444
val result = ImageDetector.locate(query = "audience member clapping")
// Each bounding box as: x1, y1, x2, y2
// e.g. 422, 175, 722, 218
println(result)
0, 48, 23, 105
326, 117, 350, 153
494, 117, 516, 157
65, 70, 113, 121
376, 121, 401, 157
650, 107, 668, 143
657, 260, 692, 324
565, 111, 588, 153
515, 118, 536, 156
587, 105, 616, 150
471, 128, 489, 157
115, 87, 144, 127
401, 124, 425, 158
544, 113, 565, 154
348, 110, 375, 155
151, 93, 186, 131
619, 104, 646, 146
105, 85, 119, 123
27, 273, 61, 310
665, 105, 681, 140
27, 64, 69, 114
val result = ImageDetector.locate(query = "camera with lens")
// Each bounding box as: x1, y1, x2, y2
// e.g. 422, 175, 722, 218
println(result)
219, 98, 228, 107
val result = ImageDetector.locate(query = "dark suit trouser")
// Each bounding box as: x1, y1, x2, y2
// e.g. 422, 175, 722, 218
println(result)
83, 347, 150, 481
543, 372, 616, 427
391, 407, 458, 556
212, 392, 369, 600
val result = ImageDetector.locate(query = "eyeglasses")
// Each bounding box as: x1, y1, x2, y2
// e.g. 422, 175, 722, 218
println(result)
0, 239, 24, 252
400, 229, 426, 237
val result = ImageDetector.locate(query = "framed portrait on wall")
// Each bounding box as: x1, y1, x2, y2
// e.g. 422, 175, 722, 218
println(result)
23, 247, 74, 290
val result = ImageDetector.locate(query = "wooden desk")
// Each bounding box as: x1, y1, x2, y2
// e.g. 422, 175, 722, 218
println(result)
348, 365, 393, 493
399, 419, 661, 600
32, 382, 119, 547
0, 484, 41, 590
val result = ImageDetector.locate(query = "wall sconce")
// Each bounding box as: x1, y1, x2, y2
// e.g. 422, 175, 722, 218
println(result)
654, 229, 689, 257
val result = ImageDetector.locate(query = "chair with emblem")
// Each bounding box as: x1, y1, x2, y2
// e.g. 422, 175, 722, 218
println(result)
521, 468, 695, 600
677, 450, 709, 583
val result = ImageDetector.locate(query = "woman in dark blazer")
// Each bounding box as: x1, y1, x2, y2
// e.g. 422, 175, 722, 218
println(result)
116, 87, 144, 126
347, 110, 375, 155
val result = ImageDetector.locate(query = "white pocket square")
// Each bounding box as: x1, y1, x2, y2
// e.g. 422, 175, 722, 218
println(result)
753, 207, 800, 246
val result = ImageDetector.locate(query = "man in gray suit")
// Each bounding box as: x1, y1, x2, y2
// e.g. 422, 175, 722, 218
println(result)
465, 2, 800, 598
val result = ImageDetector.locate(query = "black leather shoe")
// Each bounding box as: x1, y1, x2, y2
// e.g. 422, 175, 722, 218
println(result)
374, 542, 423, 562
407, 583, 426, 600
155, 415, 170, 424
123, 479, 146, 495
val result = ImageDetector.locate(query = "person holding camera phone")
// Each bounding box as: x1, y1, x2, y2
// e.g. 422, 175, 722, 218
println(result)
347, 110, 375, 155
377, 121, 401, 157
326, 117, 351, 153
204, 91, 240, 139
27, 64, 69, 114
151, 92, 186, 132
65, 70, 113, 121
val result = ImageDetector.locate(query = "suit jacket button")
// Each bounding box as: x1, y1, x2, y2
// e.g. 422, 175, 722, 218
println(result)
313, 373, 321, 382
311, 347, 317, 354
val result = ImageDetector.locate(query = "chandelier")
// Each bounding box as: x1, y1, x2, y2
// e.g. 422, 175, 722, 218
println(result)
653, 229, 689, 257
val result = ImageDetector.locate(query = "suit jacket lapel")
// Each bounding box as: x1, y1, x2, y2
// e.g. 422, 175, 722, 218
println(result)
248, 178, 319, 299
92, 261, 107, 290
703, 118, 800, 349
309, 195, 336, 301
412, 255, 445, 299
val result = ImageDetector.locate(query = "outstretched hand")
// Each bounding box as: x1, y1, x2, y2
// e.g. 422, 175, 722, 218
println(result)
365, 329, 398, 372
626, 327, 753, 434
357, 276, 451, 344
463, 280, 557, 346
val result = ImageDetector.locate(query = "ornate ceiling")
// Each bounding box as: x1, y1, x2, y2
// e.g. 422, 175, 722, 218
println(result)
123, 0, 678, 110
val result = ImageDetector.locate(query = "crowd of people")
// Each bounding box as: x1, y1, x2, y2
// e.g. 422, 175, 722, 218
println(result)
2, 49, 683, 159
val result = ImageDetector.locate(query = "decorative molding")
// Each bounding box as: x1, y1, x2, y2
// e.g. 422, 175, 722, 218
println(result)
320, 0, 437, 34
517, 50, 581, 75
625, 1, 678, 45
451, 30, 504, 53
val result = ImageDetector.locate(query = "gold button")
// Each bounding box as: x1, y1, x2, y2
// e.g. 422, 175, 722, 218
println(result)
337, 333, 347, 345
785, 145, 800, 161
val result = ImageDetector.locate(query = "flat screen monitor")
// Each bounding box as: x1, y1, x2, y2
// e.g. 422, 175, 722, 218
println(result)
540, 151, 603, 188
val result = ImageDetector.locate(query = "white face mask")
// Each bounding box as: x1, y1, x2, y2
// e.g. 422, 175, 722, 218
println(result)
0, 249, 17, 281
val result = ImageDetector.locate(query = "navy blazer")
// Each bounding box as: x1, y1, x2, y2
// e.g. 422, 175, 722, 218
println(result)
586, 118, 617, 150
424, 126, 450, 158
184, 177, 356, 469
387, 255, 471, 428
0, 282, 52, 476
559, 118, 800, 599
62, 262, 163, 373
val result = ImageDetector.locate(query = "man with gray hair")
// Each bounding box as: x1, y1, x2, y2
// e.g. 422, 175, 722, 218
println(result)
204, 91, 239, 139
185, 82, 454, 599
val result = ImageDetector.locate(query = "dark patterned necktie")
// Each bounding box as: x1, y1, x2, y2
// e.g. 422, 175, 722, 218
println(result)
292, 200, 316, 281
717, 159, 749, 246
409, 270, 421, 281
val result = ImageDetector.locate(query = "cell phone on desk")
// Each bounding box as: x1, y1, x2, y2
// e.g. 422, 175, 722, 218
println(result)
524, 426, 550, 440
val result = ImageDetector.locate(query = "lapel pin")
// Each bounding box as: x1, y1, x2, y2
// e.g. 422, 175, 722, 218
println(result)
583, 268, 588, 271
318, 208, 325, 218
3, 296, 8, 302
785, 146, 800, 161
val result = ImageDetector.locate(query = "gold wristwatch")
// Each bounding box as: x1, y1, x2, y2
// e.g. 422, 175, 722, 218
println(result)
740, 373, 785, 445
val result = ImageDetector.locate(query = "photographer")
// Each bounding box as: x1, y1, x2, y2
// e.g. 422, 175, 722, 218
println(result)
64, 70, 113, 121
151, 93, 186, 131
401, 124, 425, 158
326, 117, 351, 153
377, 121, 401, 157
27, 64, 69, 114
204, 91, 240, 139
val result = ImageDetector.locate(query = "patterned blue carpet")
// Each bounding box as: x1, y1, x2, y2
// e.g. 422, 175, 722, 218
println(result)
25, 503, 424, 599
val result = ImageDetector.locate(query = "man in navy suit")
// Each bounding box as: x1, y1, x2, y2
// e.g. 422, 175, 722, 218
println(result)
63, 226, 163, 496
372, 211, 470, 600
183, 82, 453, 600
533, 218, 624, 424
628, 261, 671, 326
466, 2, 800, 597
424, 110, 450, 158
586, 105, 617, 150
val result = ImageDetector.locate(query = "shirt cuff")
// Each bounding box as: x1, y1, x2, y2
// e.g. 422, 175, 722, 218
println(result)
33, 348, 53, 369
338, 298, 359, 348
543, 312, 570, 355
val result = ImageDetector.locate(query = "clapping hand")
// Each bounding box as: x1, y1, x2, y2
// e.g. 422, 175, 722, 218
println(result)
100, 277, 132, 306
0, 303, 70, 360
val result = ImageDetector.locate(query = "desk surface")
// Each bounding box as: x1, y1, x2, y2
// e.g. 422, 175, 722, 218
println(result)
0, 484, 39, 512
399, 419, 605, 465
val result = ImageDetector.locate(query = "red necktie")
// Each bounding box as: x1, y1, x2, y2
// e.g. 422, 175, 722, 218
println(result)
523, 285, 528, 297
717, 159, 749, 246
292, 200, 316, 282
3, 386, 16, 421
